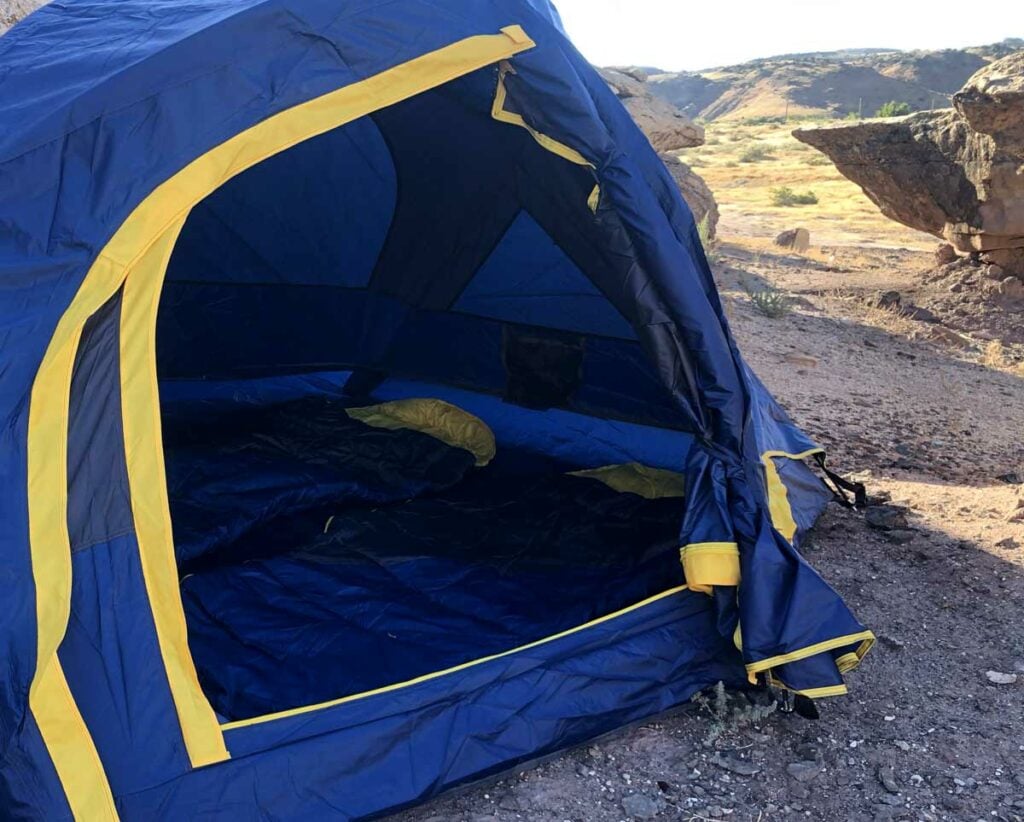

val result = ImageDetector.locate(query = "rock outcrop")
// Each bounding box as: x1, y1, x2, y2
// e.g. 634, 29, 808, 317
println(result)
659, 153, 719, 236
600, 67, 705, 151
600, 68, 719, 236
794, 51, 1024, 274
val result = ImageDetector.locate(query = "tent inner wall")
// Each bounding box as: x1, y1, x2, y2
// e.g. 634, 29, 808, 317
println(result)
157, 67, 687, 430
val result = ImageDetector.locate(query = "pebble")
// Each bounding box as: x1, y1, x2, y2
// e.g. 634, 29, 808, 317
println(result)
878, 766, 900, 794
710, 755, 758, 777
865, 505, 910, 531
984, 671, 1019, 685
786, 761, 821, 783
621, 793, 662, 820
794, 742, 820, 760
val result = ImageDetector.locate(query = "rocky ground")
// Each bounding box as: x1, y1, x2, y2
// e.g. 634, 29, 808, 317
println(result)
394, 242, 1024, 822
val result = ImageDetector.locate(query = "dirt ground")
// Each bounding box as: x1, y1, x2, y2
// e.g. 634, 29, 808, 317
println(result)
393, 222, 1024, 821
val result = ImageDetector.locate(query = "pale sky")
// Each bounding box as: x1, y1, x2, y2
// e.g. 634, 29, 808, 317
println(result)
552, 0, 1022, 72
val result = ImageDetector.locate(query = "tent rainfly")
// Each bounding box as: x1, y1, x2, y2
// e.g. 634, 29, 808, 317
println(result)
0, 1, 873, 819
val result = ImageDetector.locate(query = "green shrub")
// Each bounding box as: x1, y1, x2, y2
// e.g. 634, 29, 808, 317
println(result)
875, 100, 911, 118
739, 144, 774, 163
770, 186, 819, 207
744, 281, 792, 318
741, 115, 786, 126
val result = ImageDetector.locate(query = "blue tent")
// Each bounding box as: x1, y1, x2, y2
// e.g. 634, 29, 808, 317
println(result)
0, 2, 873, 818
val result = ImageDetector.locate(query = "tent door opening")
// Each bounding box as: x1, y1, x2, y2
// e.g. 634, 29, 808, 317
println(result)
145, 63, 702, 724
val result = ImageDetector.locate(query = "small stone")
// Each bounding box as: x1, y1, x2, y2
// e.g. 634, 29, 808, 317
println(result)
794, 742, 819, 761
873, 290, 902, 309
710, 754, 760, 777
775, 228, 810, 252
621, 793, 662, 820
996, 537, 1019, 550
885, 529, 916, 544
784, 353, 819, 368
902, 304, 938, 322
878, 766, 900, 794
983, 263, 1006, 280
865, 505, 910, 531
928, 325, 972, 348
985, 671, 1019, 685
997, 276, 1024, 300
786, 761, 821, 783
934, 243, 957, 265
996, 472, 1022, 484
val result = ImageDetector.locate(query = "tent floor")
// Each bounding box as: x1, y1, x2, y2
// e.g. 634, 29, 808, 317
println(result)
180, 459, 687, 722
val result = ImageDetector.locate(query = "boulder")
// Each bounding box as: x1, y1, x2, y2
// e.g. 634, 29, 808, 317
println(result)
775, 228, 811, 252
601, 69, 721, 237
872, 290, 902, 309
794, 51, 1024, 274
659, 153, 719, 237
600, 68, 706, 151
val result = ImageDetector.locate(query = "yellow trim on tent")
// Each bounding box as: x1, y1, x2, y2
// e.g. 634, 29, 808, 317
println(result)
222, 585, 690, 731
28, 662, 118, 820
120, 218, 229, 767
678, 542, 740, 595
27, 25, 537, 789
492, 62, 601, 212
765, 671, 849, 699
760, 448, 824, 543
27, 260, 125, 819
745, 630, 876, 676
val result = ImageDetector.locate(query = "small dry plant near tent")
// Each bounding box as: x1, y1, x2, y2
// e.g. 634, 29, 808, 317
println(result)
697, 214, 720, 265
744, 279, 792, 318
691, 681, 778, 745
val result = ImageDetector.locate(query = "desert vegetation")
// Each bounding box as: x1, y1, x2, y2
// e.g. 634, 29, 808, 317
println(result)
874, 99, 912, 117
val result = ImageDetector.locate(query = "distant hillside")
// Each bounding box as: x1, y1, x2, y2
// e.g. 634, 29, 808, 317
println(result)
646, 38, 1023, 121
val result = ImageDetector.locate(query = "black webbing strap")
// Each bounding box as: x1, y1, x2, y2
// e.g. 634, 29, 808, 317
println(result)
813, 452, 868, 510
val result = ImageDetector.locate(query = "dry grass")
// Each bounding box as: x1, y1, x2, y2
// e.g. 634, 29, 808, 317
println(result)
677, 119, 936, 249
983, 340, 1024, 377
820, 289, 922, 338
